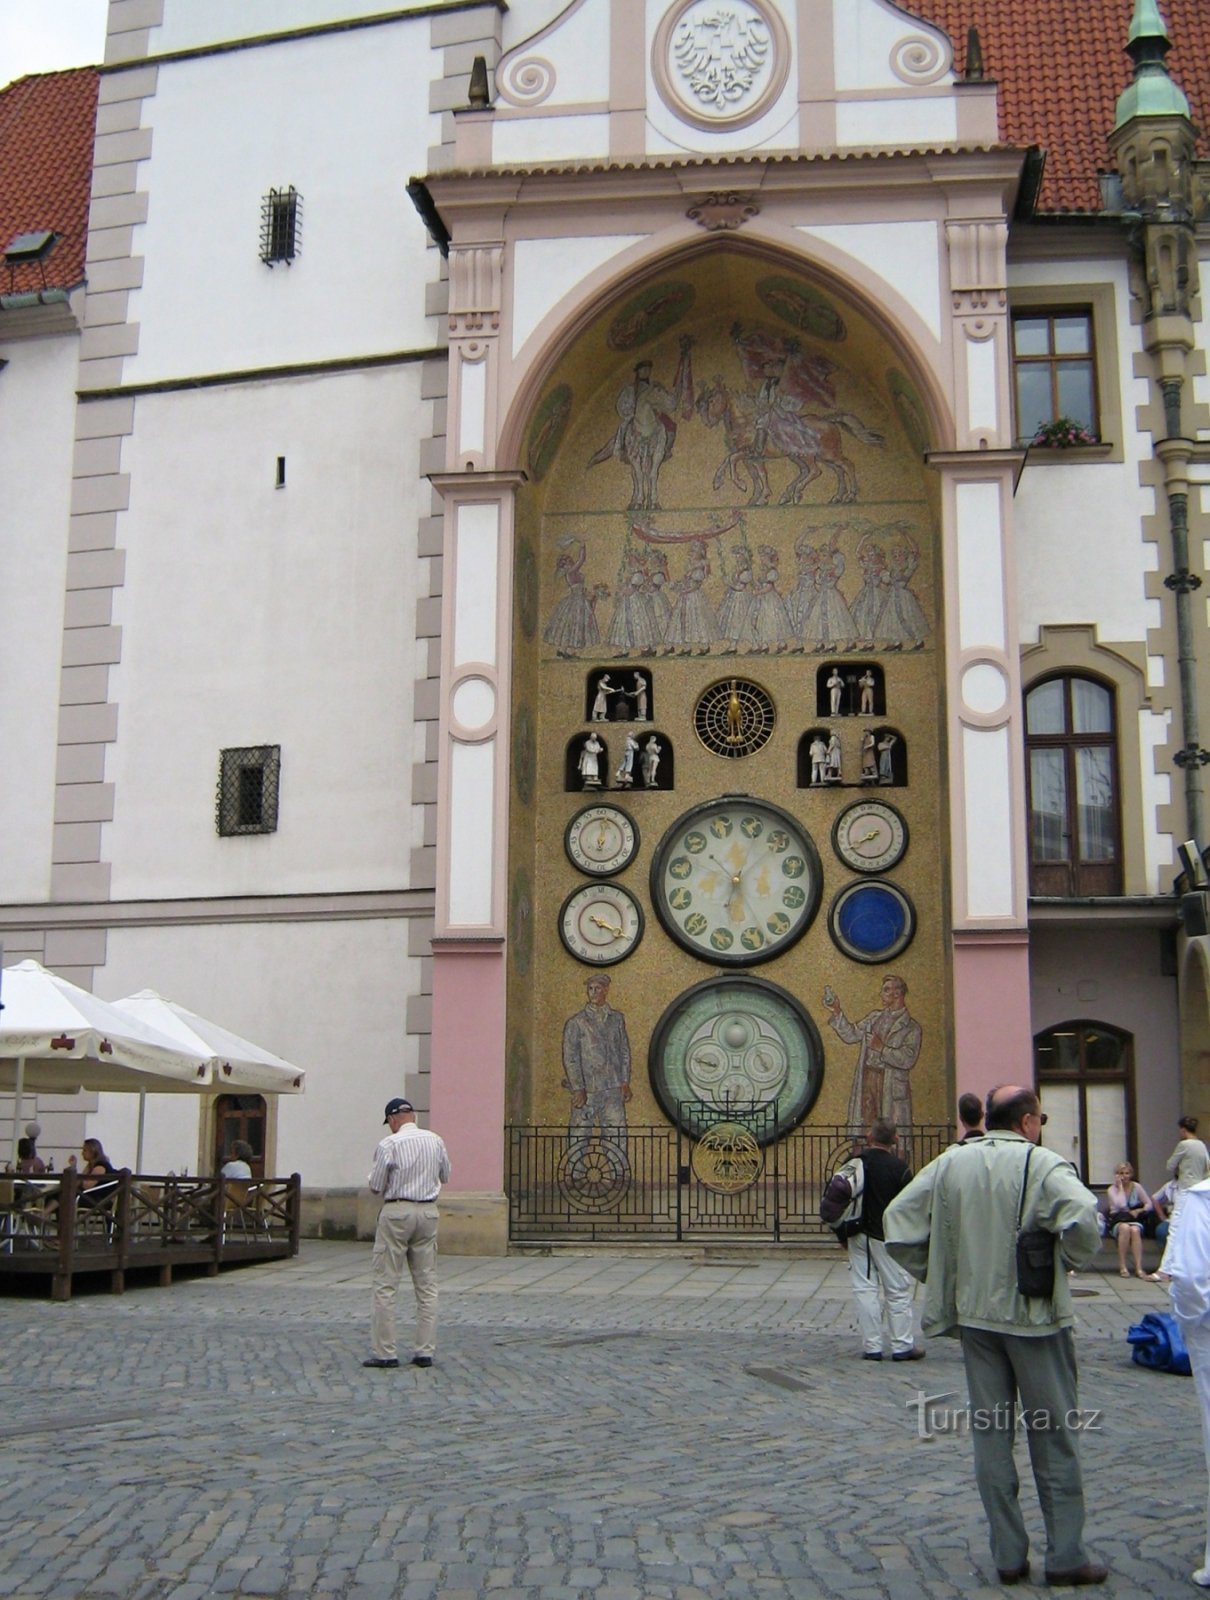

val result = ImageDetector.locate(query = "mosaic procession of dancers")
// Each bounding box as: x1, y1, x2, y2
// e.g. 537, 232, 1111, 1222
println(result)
543, 518, 929, 659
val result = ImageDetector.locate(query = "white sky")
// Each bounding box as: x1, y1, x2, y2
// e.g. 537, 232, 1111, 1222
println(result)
1, 0, 109, 88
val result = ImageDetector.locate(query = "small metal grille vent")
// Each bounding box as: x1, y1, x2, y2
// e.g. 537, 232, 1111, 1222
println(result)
217, 746, 281, 836
260, 187, 301, 266
694, 679, 775, 758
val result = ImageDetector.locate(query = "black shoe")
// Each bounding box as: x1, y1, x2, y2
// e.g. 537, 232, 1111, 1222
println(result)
362, 1356, 400, 1369
411, 1355, 434, 1368
861, 1352, 883, 1361
1044, 1564, 1108, 1586
997, 1563, 1029, 1585
892, 1346, 926, 1362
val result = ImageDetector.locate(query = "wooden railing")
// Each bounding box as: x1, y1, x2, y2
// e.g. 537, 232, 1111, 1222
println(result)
0, 1169, 301, 1300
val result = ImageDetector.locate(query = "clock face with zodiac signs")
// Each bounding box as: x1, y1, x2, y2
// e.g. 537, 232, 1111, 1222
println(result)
558, 880, 645, 965
564, 804, 639, 876
649, 795, 822, 966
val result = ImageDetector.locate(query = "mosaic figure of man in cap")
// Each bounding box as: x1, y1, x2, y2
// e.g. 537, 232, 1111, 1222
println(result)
364, 1097, 451, 1370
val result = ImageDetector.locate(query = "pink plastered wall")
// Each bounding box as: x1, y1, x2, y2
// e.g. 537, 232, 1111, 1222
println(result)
952, 935, 1033, 1104
428, 946, 507, 1192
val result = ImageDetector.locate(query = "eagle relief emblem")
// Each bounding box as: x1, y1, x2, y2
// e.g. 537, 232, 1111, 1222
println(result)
671, 2, 773, 112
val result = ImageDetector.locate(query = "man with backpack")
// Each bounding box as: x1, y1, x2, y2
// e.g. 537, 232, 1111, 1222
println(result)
822, 1118, 923, 1362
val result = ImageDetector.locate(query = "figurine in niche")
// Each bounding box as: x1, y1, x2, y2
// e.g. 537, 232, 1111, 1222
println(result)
858, 669, 877, 715
717, 542, 755, 654
543, 536, 601, 658
615, 731, 639, 788
827, 668, 846, 716
579, 731, 605, 789
860, 728, 878, 783
632, 673, 649, 722
809, 734, 829, 786
748, 545, 794, 654
826, 730, 843, 783
877, 731, 898, 785
641, 735, 663, 789
591, 675, 616, 722
881, 533, 929, 651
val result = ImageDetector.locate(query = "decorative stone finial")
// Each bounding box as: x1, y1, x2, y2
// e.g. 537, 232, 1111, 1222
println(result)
467, 55, 490, 109
963, 27, 984, 82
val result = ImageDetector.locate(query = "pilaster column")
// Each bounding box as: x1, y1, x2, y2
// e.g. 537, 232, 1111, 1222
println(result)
427, 468, 524, 1207
944, 217, 1011, 450
931, 448, 1032, 1093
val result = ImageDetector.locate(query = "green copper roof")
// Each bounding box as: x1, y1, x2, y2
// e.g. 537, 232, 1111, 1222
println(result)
1115, 0, 1191, 126
1127, 0, 1170, 46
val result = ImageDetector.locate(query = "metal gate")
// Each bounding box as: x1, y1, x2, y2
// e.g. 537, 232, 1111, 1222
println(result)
507, 1120, 949, 1242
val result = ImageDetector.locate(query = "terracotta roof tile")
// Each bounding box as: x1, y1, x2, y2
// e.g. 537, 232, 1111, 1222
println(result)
899, 0, 1209, 212
0, 68, 98, 297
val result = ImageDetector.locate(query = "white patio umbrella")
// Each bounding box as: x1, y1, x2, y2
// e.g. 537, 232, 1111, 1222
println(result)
112, 991, 305, 1168
0, 960, 211, 1164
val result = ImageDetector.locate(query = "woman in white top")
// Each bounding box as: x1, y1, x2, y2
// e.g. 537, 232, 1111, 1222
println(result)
1152, 1117, 1210, 1279
220, 1139, 254, 1180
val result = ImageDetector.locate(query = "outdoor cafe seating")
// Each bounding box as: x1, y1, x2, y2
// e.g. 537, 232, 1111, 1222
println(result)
0, 1166, 300, 1300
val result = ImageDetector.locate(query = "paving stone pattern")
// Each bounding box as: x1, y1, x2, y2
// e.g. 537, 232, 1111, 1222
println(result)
0, 1244, 1202, 1599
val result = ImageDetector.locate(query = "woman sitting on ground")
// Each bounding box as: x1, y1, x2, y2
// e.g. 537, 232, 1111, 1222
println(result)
1105, 1162, 1156, 1278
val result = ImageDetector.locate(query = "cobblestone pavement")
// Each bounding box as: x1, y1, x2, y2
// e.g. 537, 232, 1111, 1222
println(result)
0, 1243, 1202, 1599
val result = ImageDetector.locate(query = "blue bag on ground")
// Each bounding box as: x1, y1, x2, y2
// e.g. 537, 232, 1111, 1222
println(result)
1127, 1310, 1192, 1375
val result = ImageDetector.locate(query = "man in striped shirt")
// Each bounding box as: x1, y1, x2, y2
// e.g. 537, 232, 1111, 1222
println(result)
364, 1097, 451, 1370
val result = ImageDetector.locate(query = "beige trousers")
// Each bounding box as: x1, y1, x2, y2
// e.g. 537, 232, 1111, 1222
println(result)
370, 1202, 439, 1359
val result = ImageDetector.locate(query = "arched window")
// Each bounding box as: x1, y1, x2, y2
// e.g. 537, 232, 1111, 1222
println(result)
1025, 674, 1121, 896
1034, 1020, 1134, 1186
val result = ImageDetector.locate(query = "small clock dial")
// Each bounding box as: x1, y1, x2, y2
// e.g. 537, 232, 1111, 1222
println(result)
650, 796, 821, 967
827, 880, 916, 964
559, 881, 645, 965
565, 804, 639, 876
831, 800, 908, 874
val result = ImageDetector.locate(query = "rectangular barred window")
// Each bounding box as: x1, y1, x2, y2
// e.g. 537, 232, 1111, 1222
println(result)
260, 187, 301, 266
217, 746, 281, 836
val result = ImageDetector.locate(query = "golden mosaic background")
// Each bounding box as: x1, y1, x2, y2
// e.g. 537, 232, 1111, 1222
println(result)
508, 250, 951, 1136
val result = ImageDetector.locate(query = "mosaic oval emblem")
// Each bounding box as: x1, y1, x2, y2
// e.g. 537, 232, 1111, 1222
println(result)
757, 276, 847, 342
606, 281, 696, 351
515, 535, 538, 640
887, 369, 931, 456
511, 865, 534, 976
512, 701, 535, 807
526, 384, 572, 482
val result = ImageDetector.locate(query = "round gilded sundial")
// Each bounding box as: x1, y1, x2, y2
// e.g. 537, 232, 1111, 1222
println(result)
649, 795, 820, 966
649, 974, 824, 1143
693, 678, 775, 759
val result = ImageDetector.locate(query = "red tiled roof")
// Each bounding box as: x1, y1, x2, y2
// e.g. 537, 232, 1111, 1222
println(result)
900, 0, 1209, 213
0, 68, 98, 297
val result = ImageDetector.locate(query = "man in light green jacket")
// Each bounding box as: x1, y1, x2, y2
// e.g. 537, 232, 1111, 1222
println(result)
884, 1085, 1106, 1588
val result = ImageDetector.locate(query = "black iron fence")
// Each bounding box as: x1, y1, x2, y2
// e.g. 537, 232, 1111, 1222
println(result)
507, 1118, 951, 1242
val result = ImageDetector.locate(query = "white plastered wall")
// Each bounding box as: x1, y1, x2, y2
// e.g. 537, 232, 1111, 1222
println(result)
89, 917, 416, 1187
1011, 260, 1154, 645
123, 24, 439, 383
101, 366, 423, 898
0, 332, 79, 902
152, 0, 437, 52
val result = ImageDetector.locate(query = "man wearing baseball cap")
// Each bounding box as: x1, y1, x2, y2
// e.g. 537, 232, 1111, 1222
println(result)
363, 1097, 451, 1370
